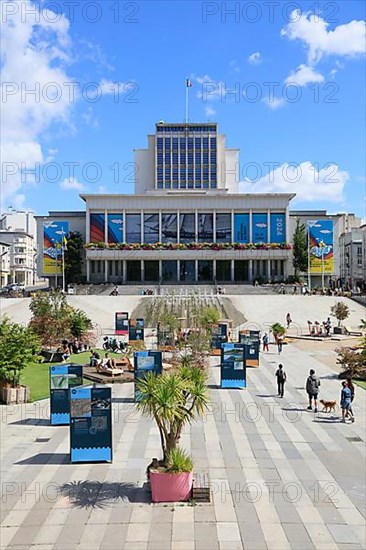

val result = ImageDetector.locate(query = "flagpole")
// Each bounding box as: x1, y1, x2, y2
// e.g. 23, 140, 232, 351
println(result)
307, 224, 311, 292
62, 243, 65, 293
186, 83, 189, 123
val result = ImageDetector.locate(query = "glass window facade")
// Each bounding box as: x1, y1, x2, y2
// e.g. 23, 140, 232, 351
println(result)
143, 214, 159, 243
127, 261, 141, 282
198, 213, 213, 242
198, 260, 213, 281
126, 214, 141, 243
161, 213, 177, 243
180, 260, 195, 282
179, 213, 195, 243
162, 260, 177, 282
216, 260, 231, 281
144, 261, 159, 282
216, 213, 231, 243
155, 124, 217, 190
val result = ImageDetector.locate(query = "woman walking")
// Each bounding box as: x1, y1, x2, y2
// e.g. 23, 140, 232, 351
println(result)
340, 381, 355, 423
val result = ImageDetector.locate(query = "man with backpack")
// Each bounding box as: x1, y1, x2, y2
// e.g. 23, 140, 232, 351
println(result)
306, 369, 321, 412
275, 364, 287, 397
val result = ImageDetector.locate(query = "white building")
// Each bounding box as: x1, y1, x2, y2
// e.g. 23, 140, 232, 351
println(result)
339, 227, 365, 290
0, 241, 11, 287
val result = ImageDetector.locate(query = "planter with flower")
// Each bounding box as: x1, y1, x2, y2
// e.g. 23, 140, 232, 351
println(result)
136, 364, 209, 502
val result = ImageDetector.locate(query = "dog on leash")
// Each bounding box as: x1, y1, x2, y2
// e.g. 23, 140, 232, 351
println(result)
320, 399, 336, 413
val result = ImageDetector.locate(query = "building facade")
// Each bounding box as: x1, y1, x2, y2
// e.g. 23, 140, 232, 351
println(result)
0, 241, 10, 287
339, 227, 365, 290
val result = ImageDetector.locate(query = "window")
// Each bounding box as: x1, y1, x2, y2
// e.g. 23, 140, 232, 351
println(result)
198, 213, 213, 242
180, 260, 195, 282
216, 260, 231, 281
144, 214, 159, 243
198, 260, 213, 281
180, 213, 195, 243
144, 261, 159, 282
161, 213, 177, 243
126, 261, 141, 282
126, 214, 141, 243
216, 213, 231, 242
162, 260, 177, 282
157, 138, 163, 149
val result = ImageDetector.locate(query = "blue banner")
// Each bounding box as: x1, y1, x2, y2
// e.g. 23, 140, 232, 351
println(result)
234, 214, 249, 243
270, 213, 286, 243
108, 214, 123, 244
252, 213, 268, 243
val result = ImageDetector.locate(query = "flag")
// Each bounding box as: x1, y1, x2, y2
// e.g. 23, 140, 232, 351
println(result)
186, 78, 193, 88
62, 236, 68, 250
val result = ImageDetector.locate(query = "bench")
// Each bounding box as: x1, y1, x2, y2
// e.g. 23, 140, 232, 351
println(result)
192, 472, 211, 503
344, 326, 363, 337
96, 364, 124, 378
41, 350, 65, 363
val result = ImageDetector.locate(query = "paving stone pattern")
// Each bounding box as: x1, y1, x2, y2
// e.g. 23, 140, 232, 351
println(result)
1, 342, 365, 550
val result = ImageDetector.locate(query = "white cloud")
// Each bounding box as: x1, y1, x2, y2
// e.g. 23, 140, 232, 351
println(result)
60, 178, 86, 191
194, 74, 227, 102
229, 60, 240, 73
0, 0, 76, 208
248, 52, 262, 65
281, 10, 366, 65
205, 106, 216, 117
285, 64, 324, 86
240, 161, 348, 203
262, 97, 286, 110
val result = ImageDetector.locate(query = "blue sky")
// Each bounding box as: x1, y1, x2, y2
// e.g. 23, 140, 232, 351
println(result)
1, 0, 365, 218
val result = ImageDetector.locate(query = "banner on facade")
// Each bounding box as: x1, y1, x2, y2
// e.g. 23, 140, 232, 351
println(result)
107, 214, 123, 244
234, 213, 249, 243
270, 213, 286, 243
252, 213, 268, 243
90, 213, 105, 243
307, 220, 334, 274
43, 221, 69, 275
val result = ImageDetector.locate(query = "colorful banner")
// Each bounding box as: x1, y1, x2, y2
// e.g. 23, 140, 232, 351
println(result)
43, 220, 69, 275
252, 213, 268, 243
234, 213, 249, 243
270, 213, 286, 243
107, 214, 123, 244
90, 213, 105, 243
308, 220, 334, 274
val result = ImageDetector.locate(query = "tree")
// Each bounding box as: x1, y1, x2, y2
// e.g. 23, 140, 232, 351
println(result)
330, 301, 350, 327
29, 290, 92, 347
199, 305, 221, 331
292, 219, 308, 277
0, 317, 40, 387
136, 364, 209, 464
64, 231, 83, 284
336, 346, 366, 381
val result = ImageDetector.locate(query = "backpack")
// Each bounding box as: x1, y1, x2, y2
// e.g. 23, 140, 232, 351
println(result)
277, 369, 286, 381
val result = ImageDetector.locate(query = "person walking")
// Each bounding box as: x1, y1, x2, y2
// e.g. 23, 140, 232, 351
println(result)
262, 332, 269, 352
277, 333, 284, 354
340, 381, 355, 423
275, 364, 287, 397
345, 378, 355, 420
306, 369, 321, 412
286, 313, 292, 329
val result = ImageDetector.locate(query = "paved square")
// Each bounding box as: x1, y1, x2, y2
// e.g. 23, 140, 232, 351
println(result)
1, 339, 365, 550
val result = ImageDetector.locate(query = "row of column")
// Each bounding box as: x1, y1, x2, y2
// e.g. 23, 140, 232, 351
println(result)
86, 259, 287, 283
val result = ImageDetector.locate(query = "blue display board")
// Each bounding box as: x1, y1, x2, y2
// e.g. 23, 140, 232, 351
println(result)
211, 323, 228, 349
220, 344, 246, 389
270, 213, 286, 243
49, 364, 83, 425
129, 318, 145, 341
134, 351, 163, 402
70, 385, 112, 463
234, 213, 249, 243
252, 213, 268, 243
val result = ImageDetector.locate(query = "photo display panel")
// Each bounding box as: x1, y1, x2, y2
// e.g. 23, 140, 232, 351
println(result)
50, 364, 83, 425
115, 312, 129, 336
239, 332, 260, 367
129, 318, 145, 341
70, 386, 112, 463
134, 351, 163, 402
220, 343, 246, 389
211, 323, 228, 349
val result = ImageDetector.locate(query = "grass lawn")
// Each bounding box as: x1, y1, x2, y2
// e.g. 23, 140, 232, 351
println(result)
354, 380, 366, 390
20, 349, 121, 402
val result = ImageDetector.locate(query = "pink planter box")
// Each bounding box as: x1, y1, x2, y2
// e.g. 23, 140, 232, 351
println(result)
150, 471, 193, 503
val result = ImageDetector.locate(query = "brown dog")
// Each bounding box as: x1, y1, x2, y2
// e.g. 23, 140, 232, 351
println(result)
320, 399, 336, 413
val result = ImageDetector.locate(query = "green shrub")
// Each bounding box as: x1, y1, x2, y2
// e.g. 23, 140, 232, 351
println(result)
166, 448, 193, 473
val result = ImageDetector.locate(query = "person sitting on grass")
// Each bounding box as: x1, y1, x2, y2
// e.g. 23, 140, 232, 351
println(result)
89, 350, 101, 368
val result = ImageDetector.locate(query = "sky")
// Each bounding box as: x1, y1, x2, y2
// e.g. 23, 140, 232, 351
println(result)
1, 0, 365, 218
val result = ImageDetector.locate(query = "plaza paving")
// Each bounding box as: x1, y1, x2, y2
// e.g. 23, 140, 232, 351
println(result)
1, 337, 365, 550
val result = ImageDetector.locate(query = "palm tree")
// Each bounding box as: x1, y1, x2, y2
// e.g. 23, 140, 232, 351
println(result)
136, 364, 209, 465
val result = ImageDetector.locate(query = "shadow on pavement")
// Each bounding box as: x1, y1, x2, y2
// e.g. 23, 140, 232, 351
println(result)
15, 453, 69, 465
60, 480, 150, 508
112, 397, 134, 403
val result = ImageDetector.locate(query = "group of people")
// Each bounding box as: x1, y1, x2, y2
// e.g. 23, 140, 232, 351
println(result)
57, 339, 88, 361
261, 332, 284, 355
89, 350, 121, 372
274, 366, 355, 422
307, 318, 332, 337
